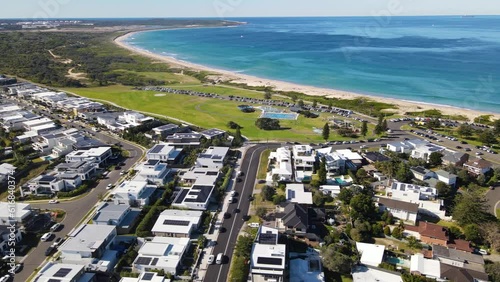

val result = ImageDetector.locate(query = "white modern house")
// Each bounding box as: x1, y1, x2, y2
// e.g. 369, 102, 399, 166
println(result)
134, 159, 170, 185
133, 237, 190, 275
386, 182, 447, 219
356, 242, 386, 267
286, 183, 313, 205
146, 143, 183, 163
152, 209, 203, 238
180, 167, 220, 186
113, 180, 157, 207
171, 184, 214, 210
58, 224, 118, 271
65, 147, 112, 166
410, 253, 441, 279
268, 146, 293, 182
292, 145, 316, 182
119, 111, 153, 126
195, 146, 229, 169
250, 226, 286, 282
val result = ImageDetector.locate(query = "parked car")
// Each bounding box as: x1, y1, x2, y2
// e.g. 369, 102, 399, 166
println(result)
223, 213, 231, 219
48, 199, 59, 204
50, 223, 61, 232
40, 232, 52, 242
106, 184, 114, 190
45, 246, 55, 256
52, 237, 63, 247
13, 263, 23, 273
207, 255, 215, 264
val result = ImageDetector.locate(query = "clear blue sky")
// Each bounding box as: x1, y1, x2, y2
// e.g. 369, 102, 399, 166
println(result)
1, 0, 499, 19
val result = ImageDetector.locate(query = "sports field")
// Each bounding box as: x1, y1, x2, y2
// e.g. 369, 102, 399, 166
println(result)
64, 85, 374, 142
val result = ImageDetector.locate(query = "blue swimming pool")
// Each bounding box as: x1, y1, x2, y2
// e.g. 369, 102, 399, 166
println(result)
261, 112, 299, 120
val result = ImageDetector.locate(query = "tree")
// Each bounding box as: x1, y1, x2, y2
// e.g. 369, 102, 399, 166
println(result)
256, 207, 267, 218
479, 222, 500, 252
297, 99, 304, 108
494, 119, 500, 135
395, 162, 413, 183
406, 236, 422, 249
272, 194, 286, 205
350, 228, 365, 242
391, 226, 403, 239
382, 119, 388, 131
264, 91, 272, 100
435, 181, 451, 198
402, 273, 438, 282
234, 235, 254, 258
457, 169, 472, 186
463, 224, 481, 242
372, 223, 384, 237
312, 100, 318, 108
233, 127, 243, 146
428, 152, 443, 167
349, 194, 376, 222
361, 121, 368, 137
322, 123, 330, 141
321, 245, 355, 274
452, 191, 490, 226
338, 188, 354, 205
457, 124, 474, 138
313, 192, 326, 207
260, 185, 275, 201
477, 174, 487, 186
255, 118, 280, 130
227, 121, 241, 129
384, 226, 391, 236
479, 129, 497, 146
485, 262, 500, 282
318, 157, 327, 185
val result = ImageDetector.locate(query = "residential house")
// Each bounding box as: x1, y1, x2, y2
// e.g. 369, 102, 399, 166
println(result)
58, 224, 118, 270
336, 149, 364, 169
268, 147, 293, 182
0, 202, 33, 226
119, 111, 153, 126
386, 139, 427, 154
363, 151, 390, 163
433, 170, 457, 187
0, 225, 22, 256
22, 117, 54, 132
463, 158, 492, 175
319, 185, 341, 197
0, 163, 16, 183
356, 242, 386, 267
250, 226, 286, 282
171, 184, 214, 210
432, 244, 485, 273
404, 222, 473, 252
179, 167, 220, 186
195, 146, 229, 169
289, 249, 325, 282
166, 132, 202, 147
120, 272, 167, 282
65, 147, 112, 167
292, 145, 316, 181
92, 202, 140, 234
133, 237, 190, 275
440, 264, 489, 282
411, 143, 445, 161
410, 166, 434, 181
134, 159, 170, 185
113, 180, 157, 207
200, 128, 226, 140
34, 263, 94, 282
276, 203, 308, 234
286, 184, 313, 205
377, 197, 419, 224
32, 128, 79, 154
96, 112, 129, 131
55, 161, 96, 181
352, 265, 403, 282
151, 210, 203, 238
316, 147, 347, 176
146, 143, 183, 164
442, 150, 469, 166
410, 254, 441, 280
152, 123, 180, 138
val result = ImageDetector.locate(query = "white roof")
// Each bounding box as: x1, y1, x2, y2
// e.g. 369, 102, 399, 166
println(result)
36, 263, 85, 282
60, 224, 116, 253
67, 147, 111, 158
251, 244, 286, 271
115, 180, 148, 195
136, 237, 189, 269
0, 163, 16, 175
356, 242, 385, 267
30, 123, 57, 131
120, 272, 167, 282
152, 210, 202, 235
0, 202, 31, 221
336, 149, 363, 160
352, 265, 403, 282
22, 117, 53, 126
410, 254, 441, 278
286, 184, 313, 205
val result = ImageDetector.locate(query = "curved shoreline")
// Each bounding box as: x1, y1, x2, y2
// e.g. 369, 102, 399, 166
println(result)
114, 30, 500, 121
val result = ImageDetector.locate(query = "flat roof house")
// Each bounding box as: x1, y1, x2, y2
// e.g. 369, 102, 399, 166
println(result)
171, 184, 215, 210
146, 143, 183, 164
0, 202, 33, 225
133, 237, 190, 275
113, 180, 157, 207
65, 147, 112, 167
34, 263, 95, 282
59, 224, 117, 269
152, 209, 203, 238
166, 132, 202, 146
120, 272, 168, 282
410, 253, 441, 279
250, 226, 286, 282
200, 128, 226, 140
195, 146, 229, 169
180, 167, 220, 186
286, 184, 313, 205
152, 123, 180, 137
268, 147, 293, 182
135, 159, 171, 185
92, 202, 140, 235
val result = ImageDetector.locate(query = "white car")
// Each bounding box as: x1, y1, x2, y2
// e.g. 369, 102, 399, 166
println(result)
207, 255, 215, 264
48, 199, 59, 204
106, 184, 113, 190
40, 232, 52, 242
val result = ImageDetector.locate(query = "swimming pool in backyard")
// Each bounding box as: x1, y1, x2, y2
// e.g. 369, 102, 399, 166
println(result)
260, 112, 299, 120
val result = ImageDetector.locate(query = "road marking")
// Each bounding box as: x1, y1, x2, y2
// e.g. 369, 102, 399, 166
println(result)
215, 146, 260, 282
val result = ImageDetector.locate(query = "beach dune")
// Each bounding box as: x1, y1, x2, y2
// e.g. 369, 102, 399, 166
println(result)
114, 31, 499, 121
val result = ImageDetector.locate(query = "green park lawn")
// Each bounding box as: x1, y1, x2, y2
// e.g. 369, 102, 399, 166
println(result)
64, 85, 365, 142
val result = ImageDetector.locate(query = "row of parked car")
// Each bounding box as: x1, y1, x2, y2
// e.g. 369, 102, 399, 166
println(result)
40, 222, 65, 257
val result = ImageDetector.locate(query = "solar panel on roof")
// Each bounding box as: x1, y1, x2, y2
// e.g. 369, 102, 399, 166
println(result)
163, 220, 190, 226
151, 258, 159, 266
174, 189, 189, 203
259, 233, 277, 244
135, 257, 152, 265
53, 268, 72, 277
48, 279, 62, 282
257, 257, 282, 265
149, 145, 165, 154
142, 273, 155, 281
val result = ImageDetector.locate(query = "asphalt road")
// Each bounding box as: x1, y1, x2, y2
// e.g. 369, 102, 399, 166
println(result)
12, 106, 144, 282
204, 144, 280, 282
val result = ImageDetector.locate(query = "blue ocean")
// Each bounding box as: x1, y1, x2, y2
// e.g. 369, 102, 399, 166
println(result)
126, 17, 500, 113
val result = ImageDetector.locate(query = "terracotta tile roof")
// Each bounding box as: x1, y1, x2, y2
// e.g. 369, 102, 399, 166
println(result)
448, 239, 473, 253
418, 222, 448, 241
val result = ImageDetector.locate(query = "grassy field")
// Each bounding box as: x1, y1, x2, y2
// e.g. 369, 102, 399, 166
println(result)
64, 85, 369, 142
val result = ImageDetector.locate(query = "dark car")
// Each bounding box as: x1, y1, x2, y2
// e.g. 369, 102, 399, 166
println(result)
45, 246, 55, 256
465, 148, 471, 152
115, 166, 121, 170
242, 215, 251, 221
456, 146, 462, 149
236, 178, 242, 183
13, 263, 23, 273
248, 195, 254, 201
460, 141, 468, 144
219, 227, 227, 233
119, 162, 126, 166
223, 212, 231, 219
233, 208, 240, 214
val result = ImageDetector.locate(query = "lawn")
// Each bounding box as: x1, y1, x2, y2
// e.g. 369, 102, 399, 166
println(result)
111, 69, 201, 84
64, 85, 358, 142
256, 149, 271, 180
497, 208, 500, 219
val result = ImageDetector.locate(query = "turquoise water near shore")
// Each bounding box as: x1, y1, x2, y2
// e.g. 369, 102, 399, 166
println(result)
126, 17, 500, 113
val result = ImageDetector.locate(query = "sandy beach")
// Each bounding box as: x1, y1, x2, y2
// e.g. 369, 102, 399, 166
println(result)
114, 31, 500, 121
